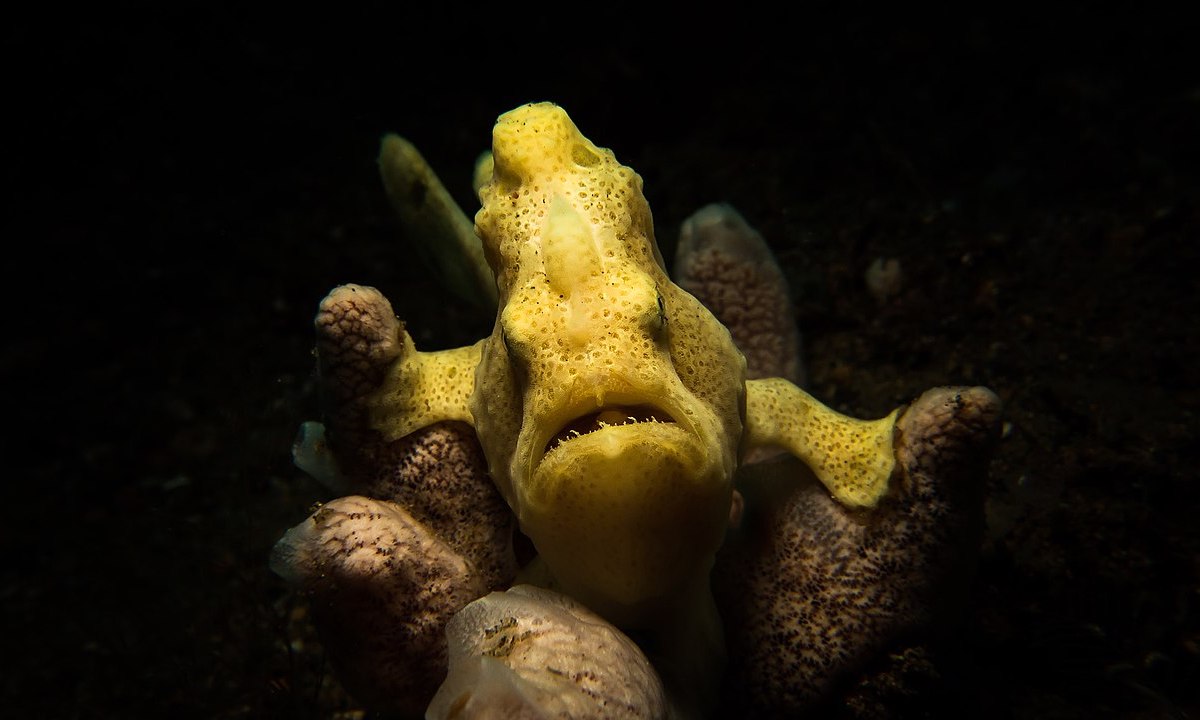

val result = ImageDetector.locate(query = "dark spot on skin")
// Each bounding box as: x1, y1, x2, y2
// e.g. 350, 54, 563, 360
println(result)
409, 180, 427, 205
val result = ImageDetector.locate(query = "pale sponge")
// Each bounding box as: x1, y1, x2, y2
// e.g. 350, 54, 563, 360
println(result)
427, 584, 666, 720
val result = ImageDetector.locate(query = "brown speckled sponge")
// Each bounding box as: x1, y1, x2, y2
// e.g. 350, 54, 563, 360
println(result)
714, 386, 1001, 716
312, 283, 403, 451
274, 284, 520, 711
674, 203, 804, 385
363, 421, 517, 590
310, 283, 515, 588
270, 496, 489, 716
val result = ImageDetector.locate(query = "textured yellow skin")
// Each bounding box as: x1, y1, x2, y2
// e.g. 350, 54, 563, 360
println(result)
370, 332, 481, 439
368, 102, 897, 627
744, 378, 899, 507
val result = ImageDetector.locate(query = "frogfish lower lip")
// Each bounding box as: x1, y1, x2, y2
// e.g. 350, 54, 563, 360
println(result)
542, 404, 676, 458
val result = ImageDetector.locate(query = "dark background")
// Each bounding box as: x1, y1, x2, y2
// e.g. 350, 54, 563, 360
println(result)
4, 6, 1197, 718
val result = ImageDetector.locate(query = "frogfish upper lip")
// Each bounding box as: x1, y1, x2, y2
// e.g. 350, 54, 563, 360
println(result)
539, 403, 678, 461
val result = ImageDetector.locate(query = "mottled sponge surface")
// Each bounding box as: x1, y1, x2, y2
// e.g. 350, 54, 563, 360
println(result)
675, 203, 804, 386
273, 284, 520, 711
714, 386, 1000, 716
312, 283, 404, 450
427, 585, 666, 720
311, 283, 515, 587
366, 421, 517, 590
270, 496, 489, 716
313, 283, 478, 449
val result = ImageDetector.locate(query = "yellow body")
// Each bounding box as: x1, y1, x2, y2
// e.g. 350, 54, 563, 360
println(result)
369, 102, 897, 627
